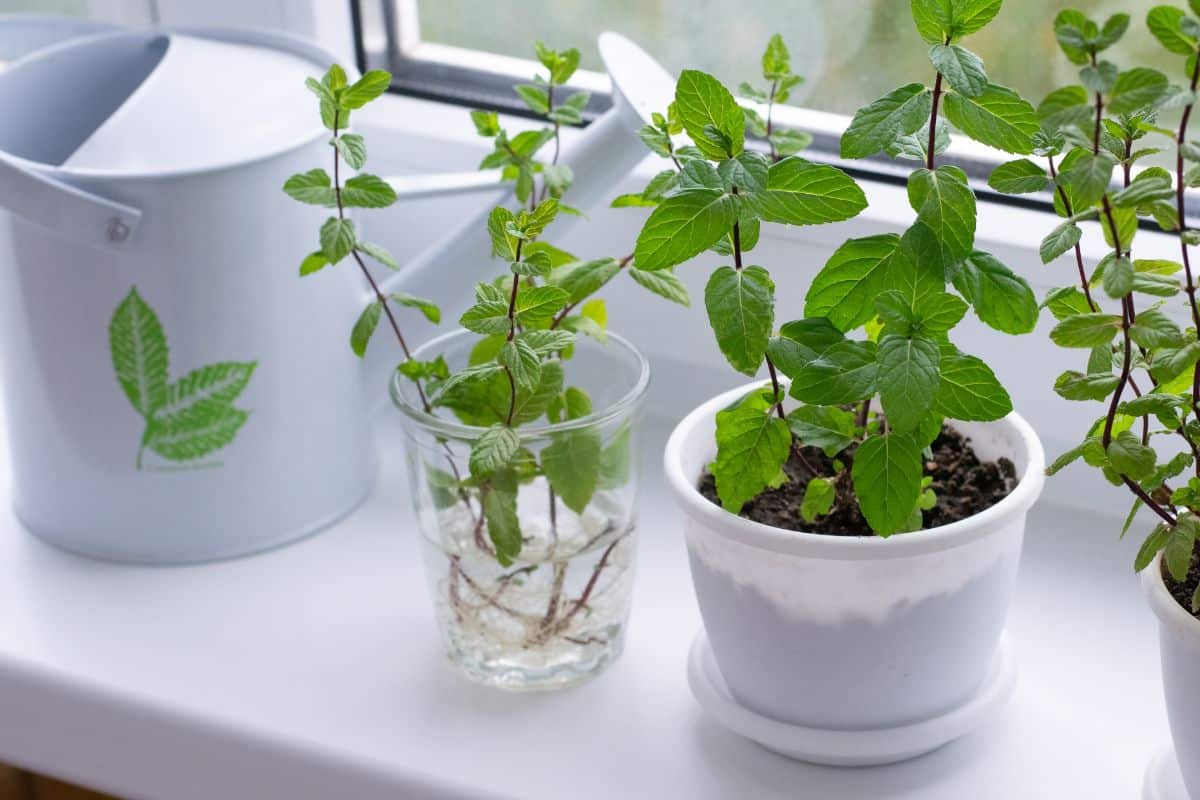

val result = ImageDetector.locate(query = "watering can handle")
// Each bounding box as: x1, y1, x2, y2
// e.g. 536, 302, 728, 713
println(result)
385, 170, 505, 201
0, 154, 142, 249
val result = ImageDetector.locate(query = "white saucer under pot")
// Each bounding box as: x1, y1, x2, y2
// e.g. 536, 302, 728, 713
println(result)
1143, 553, 1200, 799
663, 381, 1045, 766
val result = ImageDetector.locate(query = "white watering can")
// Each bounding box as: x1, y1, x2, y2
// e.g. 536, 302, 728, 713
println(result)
0, 24, 674, 563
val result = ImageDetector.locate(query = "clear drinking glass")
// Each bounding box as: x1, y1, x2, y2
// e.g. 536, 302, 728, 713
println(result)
391, 328, 649, 691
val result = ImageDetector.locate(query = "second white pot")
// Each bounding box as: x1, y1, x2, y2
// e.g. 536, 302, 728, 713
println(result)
664, 381, 1045, 759
1143, 553, 1200, 799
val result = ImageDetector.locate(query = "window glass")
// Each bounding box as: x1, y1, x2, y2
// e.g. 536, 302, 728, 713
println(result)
414, 0, 1176, 117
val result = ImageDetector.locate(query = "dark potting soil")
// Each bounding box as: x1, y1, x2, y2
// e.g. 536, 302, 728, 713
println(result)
697, 424, 1018, 536
1163, 546, 1200, 620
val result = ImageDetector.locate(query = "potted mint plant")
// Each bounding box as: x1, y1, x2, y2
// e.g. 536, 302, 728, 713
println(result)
988, 6, 1199, 792
650, 15, 1045, 764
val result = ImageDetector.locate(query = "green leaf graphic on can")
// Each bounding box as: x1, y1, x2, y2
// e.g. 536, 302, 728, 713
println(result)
108, 287, 257, 469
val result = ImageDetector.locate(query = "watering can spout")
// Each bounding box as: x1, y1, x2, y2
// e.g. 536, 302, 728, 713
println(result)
363, 33, 676, 404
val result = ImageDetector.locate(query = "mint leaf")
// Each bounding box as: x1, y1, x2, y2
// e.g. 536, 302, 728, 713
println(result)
1129, 308, 1184, 349
341, 174, 397, 208
877, 334, 941, 433
519, 329, 575, 355
1041, 220, 1082, 263
1102, 256, 1134, 299
680, 159, 724, 191
482, 484, 521, 566
499, 338, 542, 393
675, 70, 744, 160
800, 477, 837, 523
144, 404, 249, 462
930, 44, 987, 97
1054, 370, 1120, 401
710, 390, 792, 513
1148, 6, 1196, 55
599, 424, 633, 490
514, 285, 569, 327
390, 292, 440, 323
339, 70, 391, 109
704, 266, 775, 375
805, 234, 901, 332
487, 207, 519, 260
548, 258, 621, 304
320, 217, 355, 263
742, 158, 867, 225
908, 165, 976, 263
790, 340, 879, 404
762, 33, 791, 78
840, 84, 932, 159
542, 428, 602, 513
470, 424, 520, 476
1108, 67, 1169, 115
1050, 313, 1122, 348
935, 348, 1012, 419
987, 159, 1049, 194
357, 240, 399, 270
299, 251, 329, 276
1165, 516, 1199, 582
283, 169, 336, 206
852, 432, 923, 536
718, 151, 770, 193
1107, 431, 1156, 480
943, 84, 1038, 154
350, 300, 382, 357
952, 250, 1038, 334
109, 287, 169, 417
1037, 86, 1092, 132
629, 266, 690, 306
633, 190, 737, 270
787, 405, 856, 456
459, 283, 512, 336
333, 134, 367, 169
1058, 151, 1116, 210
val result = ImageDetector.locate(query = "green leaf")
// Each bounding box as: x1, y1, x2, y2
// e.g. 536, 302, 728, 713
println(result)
787, 405, 856, 456
952, 250, 1038, 334
356, 240, 399, 270
805, 234, 901, 332
675, 69, 744, 160
943, 83, 1038, 154
514, 285, 569, 327
1129, 308, 1184, 348
320, 217, 355, 264
109, 287, 169, 417
1164, 516, 1199, 582
350, 300, 382, 358
907, 165, 976, 262
332, 134, 367, 170
767, 319, 846, 376
459, 283, 512, 336
144, 404, 249, 462
1108, 431, 1156, 480
1108, 68, 1170, 115
542, 428, 602, 514
710, 390, 792, 513
741, 158, 867, 226
790, 340, 879, 404
1041, 220, 1083, 263
282, 169, 335, 206
1148, 6, 1197, 55
1151, 340, 1200, 383
762, 33, 791, 78
341, 174, 397, 208
515, 83, 549, 114
299, 251, 329, 276
1037, 86, 1092, 132
339, 70, 391, 109
470, 424, 520, 476
680, 159, 724, 191
800, 477, 837, 523
1050, 313, 1122, 348
935, 349, 1012, 419
482, 484, 521, 566
548, 258, 621, 304
987, 159, 1050, 194
487, 207, 518, 260
771, 129, 813, 157
840, 83, 932, 159
499, 338, 542, 393
718, 151, 770, 193
705, 266, 775, 375
1054, 370, 1119, 401
876, 334, 941, 433
629, 266, 690, 306
1058, 151, 1116, 210
1112, 172, 1175, 208
852, 432, 923, 536
930, 44, 987, 97
1080, 61, 1119, 94
1135, 524, 1172, 573
1103, 255, 1134, 299
470, 109, 500, 137
634, 190, 737, 270
1044, 287, 1093, 320
519, 329, 575, 355
598, 424, 633, 490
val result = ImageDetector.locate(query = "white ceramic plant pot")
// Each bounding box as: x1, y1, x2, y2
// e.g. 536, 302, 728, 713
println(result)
665, 381, 1044, 760
1143, 553, 1200, 799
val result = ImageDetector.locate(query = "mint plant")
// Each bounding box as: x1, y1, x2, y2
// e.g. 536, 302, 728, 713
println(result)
637, 13, 1041, 536
990, 6, 1200, 612
283, 65, 443, 409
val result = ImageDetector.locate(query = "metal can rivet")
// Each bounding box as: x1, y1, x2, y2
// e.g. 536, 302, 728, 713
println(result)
107, 216, 130, 242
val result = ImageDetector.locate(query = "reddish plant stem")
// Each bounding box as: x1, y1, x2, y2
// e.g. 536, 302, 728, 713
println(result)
1047, 157, 1099, 312
766, 78, 779, 162
1178, 58, 1200, 459
730, 185, 786, 421
926, 71, 944, 171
